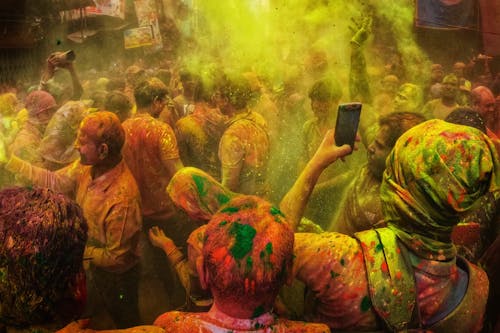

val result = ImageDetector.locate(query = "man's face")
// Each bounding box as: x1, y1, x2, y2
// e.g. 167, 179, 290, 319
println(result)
441, 76, 458, 99
393, 86, 415, 113
476, 90, 496, 119
311, 99, 334, 119
367, 125, 392, 180
75, 129, 101, 166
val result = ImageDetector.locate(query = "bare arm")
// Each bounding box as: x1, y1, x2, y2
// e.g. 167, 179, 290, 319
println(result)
280, 129, 352, 231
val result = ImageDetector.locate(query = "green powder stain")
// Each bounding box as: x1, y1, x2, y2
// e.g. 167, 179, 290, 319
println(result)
340, 258, 345, 266
217, 193, 230, 206
252, 305, 265, 318
330, 270, 340, 279
192, 174, 208, 197
229, 222, 256, 259
265, 242, 273, 255
221, 206, 240, 214
360, 295, 372, 312
270, 206, 284, 217
375, 243, 383, 252
219, 221, 228, 226
246, 256, 253, 274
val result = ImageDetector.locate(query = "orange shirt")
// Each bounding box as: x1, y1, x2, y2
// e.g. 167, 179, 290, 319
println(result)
122, 113, 180, 220
6, 157, 142, 274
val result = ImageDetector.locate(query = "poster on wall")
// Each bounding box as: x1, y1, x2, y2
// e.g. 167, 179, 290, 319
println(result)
123, 26, 154, 49
415, 0, 477, 30
133, 0, 163, 50
86, 0, 126, 19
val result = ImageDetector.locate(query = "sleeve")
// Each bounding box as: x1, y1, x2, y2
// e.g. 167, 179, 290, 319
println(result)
5, 155, 78, 195
158, 123, 180, 162
85, 196, 142, 271
218, 130, 245, 168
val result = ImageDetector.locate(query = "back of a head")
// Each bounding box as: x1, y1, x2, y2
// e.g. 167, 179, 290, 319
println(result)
79, 111, 125, 157
445, 107, 487, 134
308, 78, 342, 102
220, 76, 256, 110
379, 111, 427, 148
134, 77, 169, 108
381, 119, 499, 251
203, 195, 294, 310
104, 90, 133, 122
0, 187, 87, 327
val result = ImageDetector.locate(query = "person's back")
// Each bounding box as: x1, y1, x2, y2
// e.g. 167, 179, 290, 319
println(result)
219, 110, 270, 196
122, 113, 180, 219
153, 195, 330, 333
122, 78, 183, 221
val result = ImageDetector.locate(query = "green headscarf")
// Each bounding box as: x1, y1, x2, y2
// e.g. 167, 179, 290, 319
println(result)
167, 167, 236, 221
381, 119, 500, 260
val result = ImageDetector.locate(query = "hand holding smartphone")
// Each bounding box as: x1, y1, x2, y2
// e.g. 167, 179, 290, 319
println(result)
334, 102, 362, 151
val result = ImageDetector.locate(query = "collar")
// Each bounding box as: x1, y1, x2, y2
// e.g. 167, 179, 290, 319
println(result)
89, 159, 127, 192
206, 303, 277, 330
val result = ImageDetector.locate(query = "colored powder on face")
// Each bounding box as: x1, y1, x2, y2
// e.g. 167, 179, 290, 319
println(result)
360, 295, 372, 312
375, 243, 383, 252
219, 221, 228, 226
252, 305, 265, 318
229, 222, 256, 260
192, 174, 208, 197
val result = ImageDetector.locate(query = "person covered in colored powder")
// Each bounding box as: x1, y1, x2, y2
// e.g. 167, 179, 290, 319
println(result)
280, 120, 492, 332
218, 76, 271, 197
175, 73, 228, 179
330, 111, 426, 236
421, 73, 460, 120
121, 77, 188, 317
60, 195, 329, 333
2, 111, 143, 329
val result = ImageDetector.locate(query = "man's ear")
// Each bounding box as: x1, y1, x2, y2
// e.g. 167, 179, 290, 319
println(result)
98, 143, 109, 160
196, 255, 210, 290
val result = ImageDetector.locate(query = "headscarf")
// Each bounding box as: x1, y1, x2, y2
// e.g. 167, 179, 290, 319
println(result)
25, 90, 57, 117
381, 119, 500, 260
38, 101, 89, 167
167, 167, 236, 221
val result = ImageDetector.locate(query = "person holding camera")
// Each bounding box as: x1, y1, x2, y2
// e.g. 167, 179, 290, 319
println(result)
39, 50, 83, 105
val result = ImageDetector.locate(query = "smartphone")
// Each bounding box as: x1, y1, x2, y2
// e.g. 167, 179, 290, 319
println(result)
334, 102, 362, 149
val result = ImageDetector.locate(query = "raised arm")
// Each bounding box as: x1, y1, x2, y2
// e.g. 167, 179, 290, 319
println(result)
280, 129, 352, 230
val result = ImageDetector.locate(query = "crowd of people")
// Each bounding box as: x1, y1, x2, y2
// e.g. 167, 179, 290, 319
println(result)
1, 16, 500, 333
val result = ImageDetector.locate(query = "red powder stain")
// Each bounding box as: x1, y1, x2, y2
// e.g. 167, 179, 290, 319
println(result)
396, 247, 401, 254
395, 271, 402, 280
392, 288, 399, 296
212, 247, 228, 262
360, 242, 375, 264
381, 262, 388, 274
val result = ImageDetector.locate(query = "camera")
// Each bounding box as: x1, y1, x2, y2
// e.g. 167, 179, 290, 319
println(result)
50, 50, 76, 65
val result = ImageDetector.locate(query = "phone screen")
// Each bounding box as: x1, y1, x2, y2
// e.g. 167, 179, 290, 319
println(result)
334, 102, 362, 149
